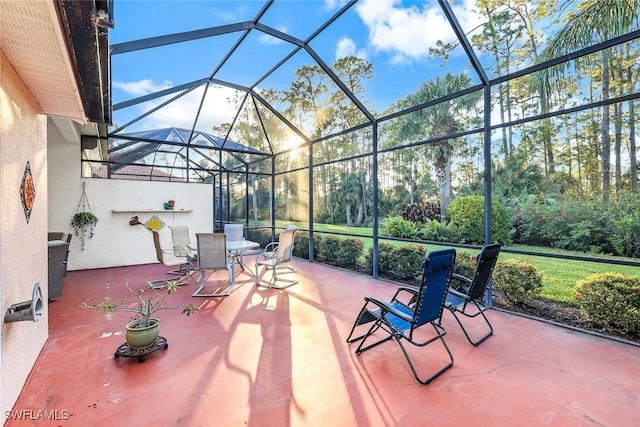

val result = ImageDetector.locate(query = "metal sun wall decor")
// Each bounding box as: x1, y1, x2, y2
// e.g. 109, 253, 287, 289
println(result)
145, 215, 165, 232
20, 161, 35, 223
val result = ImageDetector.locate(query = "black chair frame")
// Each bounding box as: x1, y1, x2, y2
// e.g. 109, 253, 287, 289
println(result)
445, 243, 501, 346
346, 248, 456, 385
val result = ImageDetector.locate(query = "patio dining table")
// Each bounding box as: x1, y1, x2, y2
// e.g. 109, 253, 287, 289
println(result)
226, 239, 261, 276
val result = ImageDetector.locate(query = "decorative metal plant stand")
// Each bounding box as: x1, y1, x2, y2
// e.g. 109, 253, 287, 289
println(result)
114, 336, 168, 363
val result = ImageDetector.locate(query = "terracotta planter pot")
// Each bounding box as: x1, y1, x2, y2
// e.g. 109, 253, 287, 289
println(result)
125, 318, 160, 349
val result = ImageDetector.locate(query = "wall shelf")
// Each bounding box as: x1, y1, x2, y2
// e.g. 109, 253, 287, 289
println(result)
111, 209, 193, 213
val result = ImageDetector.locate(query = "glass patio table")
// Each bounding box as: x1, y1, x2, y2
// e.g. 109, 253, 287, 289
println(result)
226, 239, 261, 276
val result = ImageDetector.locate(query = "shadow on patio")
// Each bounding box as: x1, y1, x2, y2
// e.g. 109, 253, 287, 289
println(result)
8, 258, 640, 426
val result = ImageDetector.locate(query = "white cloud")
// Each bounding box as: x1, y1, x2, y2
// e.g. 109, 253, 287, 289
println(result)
112, 79, 172, 97
335, 37, 368, 60
355, 0, 481, 64
217, 4, 250, 23
258, 24, 288, 45
323, 0, 350, 12
115, 82, 240, 132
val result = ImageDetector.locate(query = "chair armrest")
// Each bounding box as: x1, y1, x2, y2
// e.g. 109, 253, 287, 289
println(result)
391, 285, 419, 302
364, 296, 413, 323
451, 273, 472, 283
167, 244, 191, 259
450, 273, 472, 293
261, 243, 279, 258
447, 288, 470, 300
397, 286, 419, 296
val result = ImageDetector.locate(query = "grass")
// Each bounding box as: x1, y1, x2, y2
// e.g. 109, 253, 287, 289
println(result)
254, 220, 640, 305
496, 252, 639, 304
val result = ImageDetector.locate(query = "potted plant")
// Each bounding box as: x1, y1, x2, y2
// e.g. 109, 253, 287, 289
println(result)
82, 281, 197, 349
71, 211, 98, 250
163, 199, 175, 210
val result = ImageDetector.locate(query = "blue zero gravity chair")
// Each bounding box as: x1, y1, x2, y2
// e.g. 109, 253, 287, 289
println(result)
346, 248, 457, 384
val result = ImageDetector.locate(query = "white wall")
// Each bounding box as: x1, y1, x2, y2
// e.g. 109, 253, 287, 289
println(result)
47, 124, 214, 271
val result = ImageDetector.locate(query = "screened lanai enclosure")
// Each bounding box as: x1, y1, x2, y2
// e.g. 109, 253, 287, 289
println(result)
84, 0, 640, 273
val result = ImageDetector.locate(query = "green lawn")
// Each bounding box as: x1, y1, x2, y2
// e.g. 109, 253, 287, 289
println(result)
256, 221, 640, 305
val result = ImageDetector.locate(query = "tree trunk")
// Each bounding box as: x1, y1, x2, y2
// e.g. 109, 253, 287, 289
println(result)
628, 56, 638, 191
602, 53, 611, 202
614, 102, 622, 200
356, 202, 364, 226
574, 117, 583, 195
251, 174, 258, 222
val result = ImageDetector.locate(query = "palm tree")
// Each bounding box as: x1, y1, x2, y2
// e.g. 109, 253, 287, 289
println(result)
399, 73, 481, 217
530, 0, 640, 202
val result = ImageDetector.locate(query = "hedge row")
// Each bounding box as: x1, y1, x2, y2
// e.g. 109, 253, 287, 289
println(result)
385, 193, 640, 258
246, 229, 362, 267
247, 229, 639, 337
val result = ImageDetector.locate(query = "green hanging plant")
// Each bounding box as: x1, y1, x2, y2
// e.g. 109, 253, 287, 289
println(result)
72, 182, 98, 250
71, 211, 98, 233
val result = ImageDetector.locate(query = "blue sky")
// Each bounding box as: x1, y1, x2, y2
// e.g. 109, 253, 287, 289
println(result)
109, 0, 485, 135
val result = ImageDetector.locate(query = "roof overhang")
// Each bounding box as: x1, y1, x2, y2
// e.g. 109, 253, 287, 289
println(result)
0, 0, 112, 124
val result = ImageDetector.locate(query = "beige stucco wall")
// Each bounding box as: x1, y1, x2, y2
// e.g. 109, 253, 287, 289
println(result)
1, 48, 213, 419
47, 127, 214, 271
0, 52, 49, 418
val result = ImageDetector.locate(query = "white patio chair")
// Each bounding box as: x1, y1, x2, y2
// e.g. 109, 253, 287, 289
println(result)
255, 227, 298, 289
192, 233, 235, 297
147, 230, 193, 288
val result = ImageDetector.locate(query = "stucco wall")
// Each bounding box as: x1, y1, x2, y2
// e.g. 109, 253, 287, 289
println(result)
0, 52, 49, 418
47, 127, 214, 271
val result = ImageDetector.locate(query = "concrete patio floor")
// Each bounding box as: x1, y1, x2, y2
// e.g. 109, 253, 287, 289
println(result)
7, 257, 640, 426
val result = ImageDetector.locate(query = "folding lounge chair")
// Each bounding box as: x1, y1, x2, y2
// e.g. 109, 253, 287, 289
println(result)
445, 243, 501, 346
346, 248, 457, 384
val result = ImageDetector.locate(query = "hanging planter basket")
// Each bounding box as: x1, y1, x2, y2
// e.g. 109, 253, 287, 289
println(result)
71, 182, 98, 250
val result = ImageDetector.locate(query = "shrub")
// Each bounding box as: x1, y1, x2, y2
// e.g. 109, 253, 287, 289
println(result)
492, 259, 542, 304
446, 195, 512, 245
512, 196, 552, 246
381, 216, 419, 239
608, 193, 640, 258
367, 242, 395, 274
317, 236, 363, 268
540, 198, 613, 254
453, 249, 477, 280
514, 196, 616, 254
246, 228, 318, 260
575, 273, 640, 335
401, 202, 441, 223
292, 231, 321, 260
389, 245, 426, 281
365, 243, 425, 282
246, 228, 272, 248
418, 219, 455, 242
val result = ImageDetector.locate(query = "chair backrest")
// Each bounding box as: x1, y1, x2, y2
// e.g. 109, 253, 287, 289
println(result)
170, 225, 191, 246
414, 248, 456, 327
48, 232, 64, 241
48, 232, 72, 244
224, 223, 244, 243
152, 230, 188, 267
152, 230, 166, 263
196, 233, 228, 270
275, 228, 296, 263
170, 225, 192, 256
467, 243, 501, 301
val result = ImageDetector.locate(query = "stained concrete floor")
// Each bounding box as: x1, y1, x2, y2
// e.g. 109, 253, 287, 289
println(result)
7, 258, 640, 426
